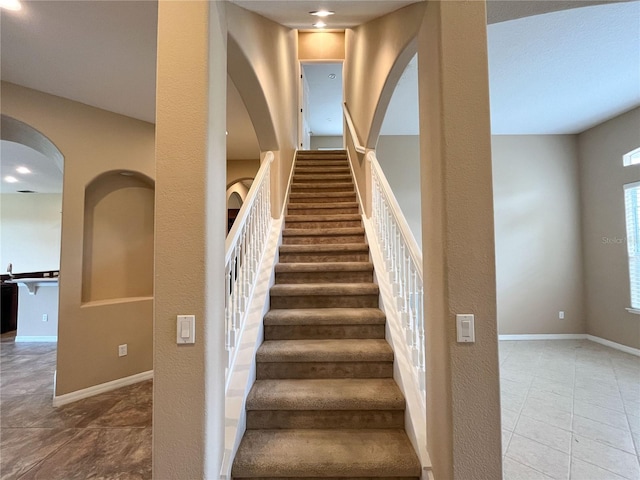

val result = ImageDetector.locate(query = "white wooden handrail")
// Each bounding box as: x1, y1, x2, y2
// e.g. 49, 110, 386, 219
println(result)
366, 150, 425, 397
342, 103, 366, 154
224, 151, 274, 379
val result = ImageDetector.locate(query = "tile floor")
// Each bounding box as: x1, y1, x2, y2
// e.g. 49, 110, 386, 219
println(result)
500, 339, 640, 480
0, 332, 151, 479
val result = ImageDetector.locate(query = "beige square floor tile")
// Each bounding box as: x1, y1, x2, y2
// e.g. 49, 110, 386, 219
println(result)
515, 415, 572, 454
503, 428, 513, 455
521, 397, 572, 431
574, 386, 625, 412
531, 376, 574, 399
572, 415, 636, 454
571, 434, 640, 479
506, 434, 570, 480
502, 407, 519, 432
503, 457, 554, 480
570, 457, 628, 480
527, 389, 573, 413
573, 400, 630, 431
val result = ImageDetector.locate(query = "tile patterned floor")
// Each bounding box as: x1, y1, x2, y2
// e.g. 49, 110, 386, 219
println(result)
0, 332, 151, 480
500, 339, 640, 480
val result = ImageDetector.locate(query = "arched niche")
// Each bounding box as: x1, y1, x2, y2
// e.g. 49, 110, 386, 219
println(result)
226, 178, 254, 233
82, 170, 155, 303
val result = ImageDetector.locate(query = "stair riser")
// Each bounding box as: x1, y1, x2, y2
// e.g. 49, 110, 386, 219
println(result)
293, 176, 353, 184
285, 220, 362, 230
287, 207, 360, 216
278, 253, 370, 263
275, 271, 373, 284
295, 159, 349, 166
282, 234, 365, 245
246, 410, 404, 429
290, 185, 355, 193
289, 195, 357, 204
256, 361, 393, 379
264, 324, 385, 340
295, 167, 350, 174
270, 295, 378, 309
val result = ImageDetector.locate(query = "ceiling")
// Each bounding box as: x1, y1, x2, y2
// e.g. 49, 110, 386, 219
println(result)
1, 0, 639, 192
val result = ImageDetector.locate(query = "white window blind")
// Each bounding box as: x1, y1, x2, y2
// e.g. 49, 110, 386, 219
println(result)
623, 147, 640, 166
624, 181, 640, 308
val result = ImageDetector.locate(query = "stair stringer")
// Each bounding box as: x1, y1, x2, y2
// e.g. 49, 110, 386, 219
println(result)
362, 215, 433, 480
220, 216, 283, 480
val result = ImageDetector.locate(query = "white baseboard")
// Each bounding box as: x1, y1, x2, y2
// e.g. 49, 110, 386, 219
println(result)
586, 335, 640, 357
15, 335, 57, 342
499, 333, 640, 357
499, 334, 586, 341
52, 370, 153, 407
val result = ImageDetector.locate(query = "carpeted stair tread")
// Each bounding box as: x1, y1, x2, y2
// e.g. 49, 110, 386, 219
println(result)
294, 173, 353, 182
288, 201, 358, 209
275, 262, 373, 273
282, 227, 365, 237
264, 308, 385, 326
231, 429, 421, 478
257, 339, 393, 362
285, 213, 361, 222
270, 283, 378, 297
291, 182, 355, 190
279, 244, 369, 254
246, 379, 404, 410
289, 192, 357, 202
295, 166, 351, 174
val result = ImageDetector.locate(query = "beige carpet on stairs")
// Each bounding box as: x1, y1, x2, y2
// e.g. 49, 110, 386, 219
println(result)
232, 150, 421, 480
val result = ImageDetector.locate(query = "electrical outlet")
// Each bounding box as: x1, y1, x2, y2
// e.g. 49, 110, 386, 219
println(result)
118, 344, 128, 357
42, 314, 48, 322
559, 311, 565, 320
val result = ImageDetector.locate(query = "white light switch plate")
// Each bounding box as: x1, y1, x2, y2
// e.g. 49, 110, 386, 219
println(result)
456, 314, 475, 343
177, 315, 195, 344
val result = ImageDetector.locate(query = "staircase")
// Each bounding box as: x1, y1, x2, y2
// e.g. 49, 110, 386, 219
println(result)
232, 150, 421, 480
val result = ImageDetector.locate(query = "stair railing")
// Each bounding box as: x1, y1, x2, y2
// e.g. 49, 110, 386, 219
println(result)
224, 152, 274, 379
367, 150, 425, 397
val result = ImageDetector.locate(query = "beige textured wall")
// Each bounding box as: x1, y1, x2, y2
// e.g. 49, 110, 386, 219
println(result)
376, 135, 421, 247
419, 2, 501, 478
154, 1, 227, 477
227, 158, 260, 186
343, 2, 425, 207
227, 3, 298, 217
1, 82, 155, 396
298, 32, 345, 60
0, 193, 62, 273
579, 107, 640, 349
310, 135, 343, 150
493, 135, 585, 335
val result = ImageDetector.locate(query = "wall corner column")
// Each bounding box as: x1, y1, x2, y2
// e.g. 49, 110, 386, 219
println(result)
418, 1, 502, 479
155, 1, 227, 478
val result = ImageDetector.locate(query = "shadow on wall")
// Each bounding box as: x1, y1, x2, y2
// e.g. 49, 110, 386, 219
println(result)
82, 171, 155, 303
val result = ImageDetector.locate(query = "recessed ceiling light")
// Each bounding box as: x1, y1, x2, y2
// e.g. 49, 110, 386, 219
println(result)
313, 21, 327, 28
310, 10, 334, 17
4, 176, 18, 183
16, 166, 31, 174
0, 0, 22, 11
119, 171, 135, 176
17, 190, 36, 194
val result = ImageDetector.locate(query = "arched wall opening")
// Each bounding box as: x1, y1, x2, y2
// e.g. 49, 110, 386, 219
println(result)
0, 114, 64, 339
226, 177, 254, 232
82, 171, 155, 303
227, 33, 278, 152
